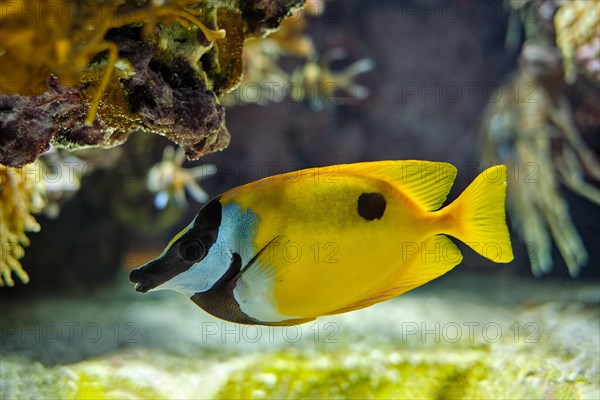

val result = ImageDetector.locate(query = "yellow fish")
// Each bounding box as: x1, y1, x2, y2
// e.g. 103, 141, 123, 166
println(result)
130, 161, 513, 325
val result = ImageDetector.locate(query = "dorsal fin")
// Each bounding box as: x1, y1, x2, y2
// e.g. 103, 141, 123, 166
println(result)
334, 160, 458, 211
222, 160, 457, 211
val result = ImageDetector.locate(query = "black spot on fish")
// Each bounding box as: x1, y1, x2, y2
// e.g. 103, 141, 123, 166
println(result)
357, 192, 386, 220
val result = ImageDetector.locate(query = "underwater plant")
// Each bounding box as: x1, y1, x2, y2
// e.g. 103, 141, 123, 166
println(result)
0, 163, 45, 286
480, 0, 600, 276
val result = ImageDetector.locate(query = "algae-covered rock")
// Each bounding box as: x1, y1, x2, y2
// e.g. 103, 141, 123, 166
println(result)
0, 76, 130, 167
240, 0, 306, 38
0, 0, 305, 167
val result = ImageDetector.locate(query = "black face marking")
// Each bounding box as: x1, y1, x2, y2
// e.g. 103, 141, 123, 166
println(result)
357, 192, 386, 220
129, 197, 222, 292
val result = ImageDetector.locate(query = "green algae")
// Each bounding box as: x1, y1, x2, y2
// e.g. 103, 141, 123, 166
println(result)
214, 346, 592, 400
71, 373, 109, 400
66, 369, 165, 400
216, 349, 488, 399
1, 346, 589, 400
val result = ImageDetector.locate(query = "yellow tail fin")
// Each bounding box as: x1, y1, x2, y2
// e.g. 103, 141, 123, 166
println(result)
444, 165, 514, 263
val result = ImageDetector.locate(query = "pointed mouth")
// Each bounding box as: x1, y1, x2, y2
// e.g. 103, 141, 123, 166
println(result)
133, 282, 148, 293
129, 268, 152, 293
129, 254, 195, 294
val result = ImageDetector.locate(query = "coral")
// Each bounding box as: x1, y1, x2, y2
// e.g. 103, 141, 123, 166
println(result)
508, 0, 599, 85
0, 0, 304, 168
480, 39, 600, 276
109, 27, 231, 160
0, 0, 225, 120
0, 163, 45, 286
0, 146, 125, 289
0, 75, 129, 167
147, 145, 216, 209
554, 0, 600, 84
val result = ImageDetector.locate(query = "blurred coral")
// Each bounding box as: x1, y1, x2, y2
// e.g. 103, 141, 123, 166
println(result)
0, 0, 305, 168
0, 163, 45, 286
290, 49, 374, 110
39, 146, 123, 218
480, 1, 600, 277
240, 0, 307, 38
269, 0, 324, 58
225, 0, 321, 105
147, 145, 216, 209
554, 0, 600, 84
226, 0, 372, 108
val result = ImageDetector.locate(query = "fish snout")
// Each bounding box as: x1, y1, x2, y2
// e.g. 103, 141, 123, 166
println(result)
129, 268, 152, 293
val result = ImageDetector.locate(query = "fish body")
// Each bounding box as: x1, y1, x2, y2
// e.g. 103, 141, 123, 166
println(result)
130, 161, 513, 325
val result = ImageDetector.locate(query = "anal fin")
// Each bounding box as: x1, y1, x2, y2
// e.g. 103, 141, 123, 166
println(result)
391, 234, 462, 287
324, 235, 462, 316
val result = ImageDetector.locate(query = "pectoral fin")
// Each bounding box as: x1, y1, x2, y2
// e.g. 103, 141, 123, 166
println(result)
234, 236, 315, 325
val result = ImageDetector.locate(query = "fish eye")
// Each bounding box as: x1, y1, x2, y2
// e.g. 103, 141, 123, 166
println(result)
178, 239, 205, 263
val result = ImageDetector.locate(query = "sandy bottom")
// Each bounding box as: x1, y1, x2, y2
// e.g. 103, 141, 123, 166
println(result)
1, 271, 598, 399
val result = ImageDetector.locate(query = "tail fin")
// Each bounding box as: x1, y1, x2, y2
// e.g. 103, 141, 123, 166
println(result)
444, 165, 514, 263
